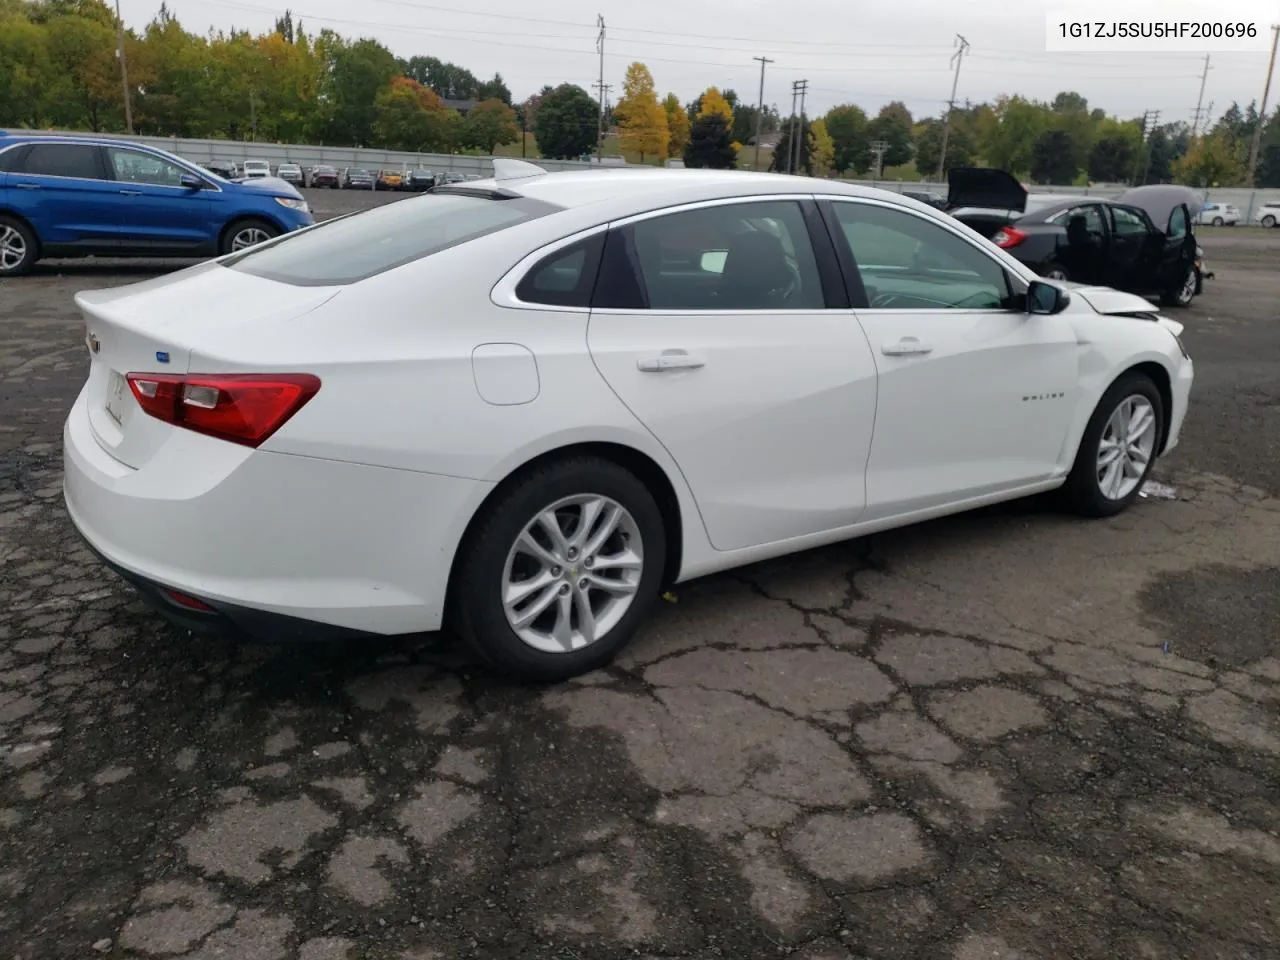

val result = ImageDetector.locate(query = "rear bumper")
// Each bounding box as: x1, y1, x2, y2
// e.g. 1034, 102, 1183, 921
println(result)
63, 384, 492, 638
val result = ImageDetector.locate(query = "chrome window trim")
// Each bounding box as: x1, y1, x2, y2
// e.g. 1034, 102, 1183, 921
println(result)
491, 223, 610, 314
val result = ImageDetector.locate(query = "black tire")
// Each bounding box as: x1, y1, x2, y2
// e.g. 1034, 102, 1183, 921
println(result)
1263, 215, 1277, 228
1041, 260, 1070, 282
1211, 216, 1224, 226
450, 456, 667, 681
0, 215, 39, 277
219, 218, 279, 256
1160, 265, 1196, 308
1063, 371, 1165, 518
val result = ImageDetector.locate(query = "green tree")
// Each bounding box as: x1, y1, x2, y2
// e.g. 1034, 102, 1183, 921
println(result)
1030, 130, 1078, 184
770, 116, 811, 174
868, 101, 914, 167
533, 82, 597, 158
684, 112, 736, 168
461, 97, 519, 152
824, 104, 870, 174
913, 117, 975, 179
315, 36, 397, 145
983, 96, 1047, 176
402, 55, 478, 100
615, 62, 667, 161
476, 72, 510, 104
373, 75, 453, 151
1173, 131, 1244, 186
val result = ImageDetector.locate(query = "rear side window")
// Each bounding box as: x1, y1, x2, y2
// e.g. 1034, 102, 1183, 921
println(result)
21, 143, 102, 180
225, 193, 557, 286
515, 234, 604, 308
0, 144, 29, 172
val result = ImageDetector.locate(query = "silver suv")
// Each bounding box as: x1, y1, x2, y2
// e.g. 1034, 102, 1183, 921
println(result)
1259, 201, 1280, 229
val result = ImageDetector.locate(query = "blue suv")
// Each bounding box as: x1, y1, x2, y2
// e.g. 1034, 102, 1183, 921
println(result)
0, 131, 315, 276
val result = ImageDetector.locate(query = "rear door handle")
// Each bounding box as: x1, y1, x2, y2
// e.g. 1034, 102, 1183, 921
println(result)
637, 350, 705, 372
14, 183, 39, 190
118, 189, 143, 196
881, 337, 933, 357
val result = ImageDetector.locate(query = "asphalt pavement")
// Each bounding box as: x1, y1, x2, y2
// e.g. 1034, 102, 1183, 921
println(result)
2, 191, 1279, 960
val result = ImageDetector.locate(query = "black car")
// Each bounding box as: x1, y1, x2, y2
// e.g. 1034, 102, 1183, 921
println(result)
945, 168, 1200, 308
404, 169, 436, 192
311, 164, 340, 189
901, 189, 946, 209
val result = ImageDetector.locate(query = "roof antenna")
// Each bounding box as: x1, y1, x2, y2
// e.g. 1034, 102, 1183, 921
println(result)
493, 158, 547, 181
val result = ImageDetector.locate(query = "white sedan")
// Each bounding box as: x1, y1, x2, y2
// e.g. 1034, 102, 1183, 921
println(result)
63, 161, 1194, 680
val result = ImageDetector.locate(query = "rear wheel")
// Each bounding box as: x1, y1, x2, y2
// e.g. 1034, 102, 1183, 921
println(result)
450, 456, 666, 681
219, 218, 279, 255
0, 216, 37, 277
1041, 261, 1070, 282
1063, 372, 1164, 517
1212, 216, 1224, 226
1263, 214, 1277, 228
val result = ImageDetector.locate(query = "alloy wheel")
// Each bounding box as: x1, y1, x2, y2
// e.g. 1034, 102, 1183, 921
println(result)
1096, 395, 1157, 501
0, 225, 26, 272
231, 227, 271, 251
501, 494, 644, 654
1177, 269, 1196, 304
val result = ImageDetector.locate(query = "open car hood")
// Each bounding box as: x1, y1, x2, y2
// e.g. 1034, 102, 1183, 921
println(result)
1114, 184, 1202, 233
946, 167, 1028, 213
1066, 284, 1185, 336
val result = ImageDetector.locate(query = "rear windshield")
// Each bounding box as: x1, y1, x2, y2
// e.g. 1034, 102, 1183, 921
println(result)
224, 192, 556, 286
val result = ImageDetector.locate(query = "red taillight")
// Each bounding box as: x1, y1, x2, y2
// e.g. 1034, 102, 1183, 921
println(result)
126, 373, 320, 448
162, 588, 215, 612
992, 226, 1026, 249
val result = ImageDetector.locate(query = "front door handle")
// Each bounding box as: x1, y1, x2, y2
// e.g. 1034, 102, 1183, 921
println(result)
881, 337, 933, 357
14, 183, 39, 190
118, 189, 143, 196
637, 350, 705, 373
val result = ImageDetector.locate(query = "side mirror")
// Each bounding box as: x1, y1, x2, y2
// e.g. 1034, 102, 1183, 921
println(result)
179, 173, 204, 190
1027, 279, 1069, 315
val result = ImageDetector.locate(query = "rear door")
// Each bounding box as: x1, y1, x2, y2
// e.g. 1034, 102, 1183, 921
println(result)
586, 196, 880, 552
103, 145, 212, 251
7, 142, 119, 245
1054, 202, 1107, 284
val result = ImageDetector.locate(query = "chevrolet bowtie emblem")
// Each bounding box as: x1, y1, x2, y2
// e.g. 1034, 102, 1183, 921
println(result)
86, 332, 100, 355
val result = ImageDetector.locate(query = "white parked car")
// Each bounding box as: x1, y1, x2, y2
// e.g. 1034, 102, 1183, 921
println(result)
240, 159, 271, 179
1258, 201, 1280, 228
62, 161, 1194, 680
1194, 202, 1239, 226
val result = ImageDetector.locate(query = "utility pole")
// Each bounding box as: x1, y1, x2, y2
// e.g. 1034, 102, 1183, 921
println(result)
113, 0, 133, 134
785, 80, 800, 174
595, 15, 606, 161
1245, 24, 1280, 188
869, 139, 888, 180
1191, 55, 1212, 139
752, 56, 774, 172
1141, 109, 1161, 184
592, 80, 612, 155
793, 79, 809, 175
935, 34, 970, 183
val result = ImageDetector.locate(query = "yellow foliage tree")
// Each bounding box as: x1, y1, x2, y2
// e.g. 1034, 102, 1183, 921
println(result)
664, 92, 690, 158
697, 87, 734, 126
1172, 132, 1245, 187
808, 119, 835, 177
615, 61, 668, 162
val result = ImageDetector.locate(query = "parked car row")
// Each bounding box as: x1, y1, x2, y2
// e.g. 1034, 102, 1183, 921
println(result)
196, 158, 485, 192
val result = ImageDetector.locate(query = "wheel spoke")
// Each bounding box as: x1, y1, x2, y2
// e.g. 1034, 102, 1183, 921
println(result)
1127, 444, 1150, 467
582, 504, 623, 557
1097, 439, 1123, 468
571, 497, 607, 549
584, 573, 638, 596
509, 582, 560, 629
515, 530, 560, 568
504, 570, 556, 608
1101, 459, 1125, 499
589, 547, 642, 573
551, 590, 574, 650
535, 510, 571, 557
1128, 406, 1154, 440
572, 588, 596, 646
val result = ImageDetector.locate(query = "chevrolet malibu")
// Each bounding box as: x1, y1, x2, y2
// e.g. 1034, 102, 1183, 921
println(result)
63, 161, 1194, 680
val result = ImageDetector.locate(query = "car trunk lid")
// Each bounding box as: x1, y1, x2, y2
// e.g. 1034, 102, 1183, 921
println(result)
946, 167, 1028, 213
75, 262, 339, 469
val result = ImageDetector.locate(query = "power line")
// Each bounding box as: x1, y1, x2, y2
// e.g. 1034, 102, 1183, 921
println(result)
1245, 24, 1280, 187
752, 56, 774, 172
935, 33, 969, 183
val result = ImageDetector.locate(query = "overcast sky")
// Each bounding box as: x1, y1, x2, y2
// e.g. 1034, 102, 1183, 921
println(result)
118, 0, 1273, 124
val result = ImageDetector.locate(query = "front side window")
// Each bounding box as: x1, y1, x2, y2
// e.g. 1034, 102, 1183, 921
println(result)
831, 201, 1013, 310
107, 148, 188, 187
21, 143, 102, 180
605, 200, 824, 311
1111, 206, 1150, 236
225, 193, 556, 286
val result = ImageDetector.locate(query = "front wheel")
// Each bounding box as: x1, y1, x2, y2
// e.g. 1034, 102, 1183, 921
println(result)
1063, 372, 1164, 518
1212, 216, 1224, 226
450, 457, 667, 681
1263, 214, 1277, 228
0, 216, 38, 277
219, 218, 279, 255
1161, 266, 1197, 308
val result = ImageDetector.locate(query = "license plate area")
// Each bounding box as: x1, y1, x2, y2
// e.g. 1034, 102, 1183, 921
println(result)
105, 371, 128, 426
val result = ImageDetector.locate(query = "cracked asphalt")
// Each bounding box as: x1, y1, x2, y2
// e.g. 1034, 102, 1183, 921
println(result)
2, 192, 1279, 960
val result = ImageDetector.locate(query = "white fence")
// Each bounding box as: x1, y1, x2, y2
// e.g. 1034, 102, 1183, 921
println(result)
7, 127, 1280, 222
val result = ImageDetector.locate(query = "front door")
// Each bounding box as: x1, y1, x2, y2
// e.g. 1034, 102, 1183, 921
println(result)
823, 198, 1079, 519
103, 146, 211, 251
586, 197, 879, 552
